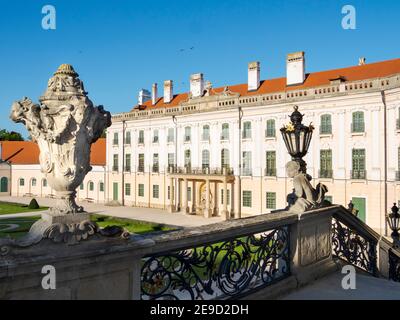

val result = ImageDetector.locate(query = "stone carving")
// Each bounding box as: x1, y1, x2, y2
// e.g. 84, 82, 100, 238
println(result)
286, 161, 328, 214
3, 64, 117, 247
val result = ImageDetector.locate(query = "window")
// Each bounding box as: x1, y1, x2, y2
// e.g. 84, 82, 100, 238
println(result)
99, 182, 104, 192
80, 183, 84, 190
187, 187, 191, 202
89, 181, 94, 191
125, 183, 131, 196
31, 178, 37, 187
125, 154, 131, 172
352, 149, 366, 179
184, 127, 191, 142
42, 179, 47, 187
221, 149, 230, 169
265, 119, 276, 138
265, 151, 276, 176
19, 178, 25, 186
113, 154, 118, 171
320, 114, 332, 134
153, 153, 159, 172
153, 185, 159, 198
153, 129, 159, 143
125, 131, 131, 144
138, 130, 145, 144
167, 186, 170, 200
352, 111, 365, 133
202, 150, 210, 170
113, 132, 118, 145
266, 192, 276, 209
242, 121, 252, 139
320, 150, 332, 178
138, 184, 144, 197
221, 189, 230, 205
243, 191, 252, 207
184, 150, 191, 168
242, 151, 252, 175
0, 177, 8, 192
202, 125, 210, 141
168, 153, 175, 169
138, 154, 144, 172
167, 128, 175, 143
221, 123, 229, 140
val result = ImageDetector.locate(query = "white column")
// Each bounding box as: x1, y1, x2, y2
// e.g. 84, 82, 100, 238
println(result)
204, 179, 212, 218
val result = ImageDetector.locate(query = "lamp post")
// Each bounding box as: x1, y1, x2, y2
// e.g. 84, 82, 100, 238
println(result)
280, 106, 314, 177
386, 203, 400, 248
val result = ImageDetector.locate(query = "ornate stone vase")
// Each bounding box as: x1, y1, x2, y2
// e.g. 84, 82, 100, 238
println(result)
8, 64, 112, 245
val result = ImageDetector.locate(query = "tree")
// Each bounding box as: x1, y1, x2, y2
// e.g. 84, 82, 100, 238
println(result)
0, 129, 24, 141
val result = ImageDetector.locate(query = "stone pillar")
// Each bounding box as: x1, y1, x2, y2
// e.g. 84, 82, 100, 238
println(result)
289, 208, 337, 286
234, 177, 241, 219
213, 181, 218, 216
222, 179, 229, 220
204, 179, 212, 218
181, 178, 188, 214
191, 181, 197, 214
168, 177, 175, 213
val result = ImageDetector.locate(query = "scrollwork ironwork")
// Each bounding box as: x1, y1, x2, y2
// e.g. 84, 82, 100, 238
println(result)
331, 218, 377, 275
141, 227, 290, 300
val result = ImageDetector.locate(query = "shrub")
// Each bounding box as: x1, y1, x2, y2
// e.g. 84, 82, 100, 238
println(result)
28, 198, 39, 210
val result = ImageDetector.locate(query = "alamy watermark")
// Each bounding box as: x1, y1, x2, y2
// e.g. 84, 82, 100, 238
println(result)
341, 265, 356, 290
341, 5, 356, 30
41, 265, 56, 290
41, 5, 56, 30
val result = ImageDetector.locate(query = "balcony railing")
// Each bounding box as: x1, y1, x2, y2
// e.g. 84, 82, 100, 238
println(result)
264, 168, 277, 177
351, 169, 366, 180
319, 125, 332, 135
351, 123, 365, 133
319, 169, 333, 179
168, 166, 234, 176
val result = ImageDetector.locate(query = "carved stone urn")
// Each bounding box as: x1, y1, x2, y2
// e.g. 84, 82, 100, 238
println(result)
8, 64, 112, 245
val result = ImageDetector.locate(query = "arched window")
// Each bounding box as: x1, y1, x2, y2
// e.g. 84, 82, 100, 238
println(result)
320, 114, 332, 134
19, 178, 24, 186
184, 149, 191, 168
31, 178, 37, 187
0, 177, 8, 192
42, 179, 47, 187
202, 150, 210, 169
89, 181, 94, 191
265, 119, 276, 137
242, 121, 252, 139
221, 149, 230, 169
221, 123, 229, 140
352, 111, 365, 133
202, 125, 210, 141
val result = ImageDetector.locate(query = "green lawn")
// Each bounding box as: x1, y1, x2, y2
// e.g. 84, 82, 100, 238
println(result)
0, 214, 174, 239
0, 201, 48, 215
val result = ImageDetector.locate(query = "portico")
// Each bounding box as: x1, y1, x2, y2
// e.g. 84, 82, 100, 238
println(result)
167, 167, 236, 220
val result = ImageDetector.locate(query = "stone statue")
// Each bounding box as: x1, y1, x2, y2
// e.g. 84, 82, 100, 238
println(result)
286, 161, 328, 214
5, 64, 116, 246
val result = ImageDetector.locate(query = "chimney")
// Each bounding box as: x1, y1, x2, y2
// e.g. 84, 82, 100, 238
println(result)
138, 89, 151, 105
248, 61, 260, 91
286, 51, 305, 86
190, 73, 204, 98
164, 80, 173, 103
152, 83, 158, 105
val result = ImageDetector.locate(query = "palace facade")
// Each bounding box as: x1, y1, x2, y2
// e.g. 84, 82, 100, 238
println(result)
107, 52, 400, 233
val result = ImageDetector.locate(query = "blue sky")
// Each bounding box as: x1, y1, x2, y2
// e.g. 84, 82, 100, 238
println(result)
1, 0, 399, 137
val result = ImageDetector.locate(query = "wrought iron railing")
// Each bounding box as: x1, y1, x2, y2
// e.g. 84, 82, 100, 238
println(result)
389, 249, 400, 282
168, 166, 234, 176
141, 226, 290, 300
331, 212, 377, 276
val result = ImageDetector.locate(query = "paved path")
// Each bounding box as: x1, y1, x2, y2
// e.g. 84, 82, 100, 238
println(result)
0, 196, 224, 228
282, 271, 400, 300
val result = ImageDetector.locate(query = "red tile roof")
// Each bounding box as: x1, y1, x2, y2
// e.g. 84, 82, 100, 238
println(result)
0, 138, 106, 166
132, 58, 400, 110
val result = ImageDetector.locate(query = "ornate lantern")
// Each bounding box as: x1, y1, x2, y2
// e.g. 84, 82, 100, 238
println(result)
280, 106, 314, 174
386, 203, 400, 246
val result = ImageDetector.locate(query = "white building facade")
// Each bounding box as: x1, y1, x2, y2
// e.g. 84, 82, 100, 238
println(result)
107, 52, 400, 234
